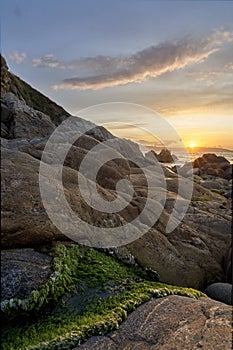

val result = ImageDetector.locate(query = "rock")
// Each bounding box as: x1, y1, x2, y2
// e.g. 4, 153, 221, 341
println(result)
85, 125, 114, 142
101, 246, 137, 267
205, 283, 232, 305
125, 182, 231, 290
1, 122, 9, 138
1, 55, 70, 123
1, 147, 142, 248
206, 167, 216, 176
157, 148, 176, 163
202, 153, 230, 166
76, 295, 232, 350
126, 220, 230, 290
1, 144, 231, 289
73, 134, 100, 150
1, 55, 231, 293
144, 267, 160, 281
224, 246, 232, 283
193, 153, 230, 179
145, 150, 158, 163
1, 249, 52, 300
145, 148, 177, 164
173, 162, 193, 177
224, 164, 232, 180
215, 168, 226, 178
201, 180, 222, 190
192, 167, 200, 176
1, 93, 56, 139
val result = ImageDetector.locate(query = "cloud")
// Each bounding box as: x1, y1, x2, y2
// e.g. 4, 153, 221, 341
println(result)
32, 53, 127, 73
51, 28, 233, 91
225, 62, 233, 70
104, 123, 147, 130
8, 51, 27, 64
32, 54, 65, 68
163, 139, 179, 146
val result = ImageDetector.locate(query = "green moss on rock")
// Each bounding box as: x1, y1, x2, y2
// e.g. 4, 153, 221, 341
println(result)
1, 244, 206, 350
1, 244, 139, 318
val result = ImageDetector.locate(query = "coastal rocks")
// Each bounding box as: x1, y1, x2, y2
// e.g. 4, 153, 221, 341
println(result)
1, 137, 48, 160
1, 55, 231, 294
76, 295, 232, 350
1, 145, 231, 289
1, 248, 52, 300
100, 246, 137, 267
1, 147, 138, 247
145, 148, 177, 163
1, 93, 56, 139
205, 283, 232, 305
176, 155, 232, 198
1, 55, 70, 124
193, 153, 231, 179
157, 148, 176, 163
126, 220, 229, 290
200, 178, 231, 198
1, 148, 65, 247
176, 154, 232, 181
201, 180, 222, 190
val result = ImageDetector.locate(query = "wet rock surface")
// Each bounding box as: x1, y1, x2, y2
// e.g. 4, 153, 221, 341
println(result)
75, 295, 232, 350
1, 249, 52, 300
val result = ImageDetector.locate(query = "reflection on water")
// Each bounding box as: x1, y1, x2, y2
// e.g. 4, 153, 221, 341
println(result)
170, 150, 233, 166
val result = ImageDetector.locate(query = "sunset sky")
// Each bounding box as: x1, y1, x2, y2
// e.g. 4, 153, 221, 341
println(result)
1, 0, 233, 149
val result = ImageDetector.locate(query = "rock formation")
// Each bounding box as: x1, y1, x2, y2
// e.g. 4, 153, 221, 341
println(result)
76, 295, 232, 350
1, 55, 232, 349
1, 55, 231, 291
145, 148, 177, 163
180, 153, 232, 180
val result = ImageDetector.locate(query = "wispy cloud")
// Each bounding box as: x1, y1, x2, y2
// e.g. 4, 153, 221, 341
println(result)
48, 28, 233, 91
8, 51, 27, 64
32, 54, 64, 68
104, 123, 147, 130
32, 54, 127, 74
225, 62, 233, 70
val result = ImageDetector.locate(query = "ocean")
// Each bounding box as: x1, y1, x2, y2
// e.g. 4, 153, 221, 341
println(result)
171, 149, 233, 167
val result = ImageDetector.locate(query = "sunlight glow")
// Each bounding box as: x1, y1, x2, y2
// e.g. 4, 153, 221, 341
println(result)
188, 142, 196, 149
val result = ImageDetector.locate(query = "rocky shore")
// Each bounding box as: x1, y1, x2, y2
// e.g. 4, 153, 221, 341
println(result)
1, 56, 232, 350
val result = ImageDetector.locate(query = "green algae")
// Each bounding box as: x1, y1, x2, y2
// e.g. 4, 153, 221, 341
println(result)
1, 244, 206, 350
1, 244, 139, 318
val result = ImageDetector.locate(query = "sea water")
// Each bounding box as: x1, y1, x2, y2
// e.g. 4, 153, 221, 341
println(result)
172, 150, 233, 167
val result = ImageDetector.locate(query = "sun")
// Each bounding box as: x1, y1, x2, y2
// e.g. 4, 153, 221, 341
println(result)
188, 142, 196, 149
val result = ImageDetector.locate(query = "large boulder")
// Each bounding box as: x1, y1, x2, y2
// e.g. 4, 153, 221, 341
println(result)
145, 148, 177, 163
157, 148, 176, 163
76, 295, 232, 350
1, 93, 56, 139
205, 283, 232, 305
126, 218, 230, 290
193, 153, 230, 179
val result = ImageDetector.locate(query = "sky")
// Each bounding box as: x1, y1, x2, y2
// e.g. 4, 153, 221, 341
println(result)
1, 0, 233, 149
